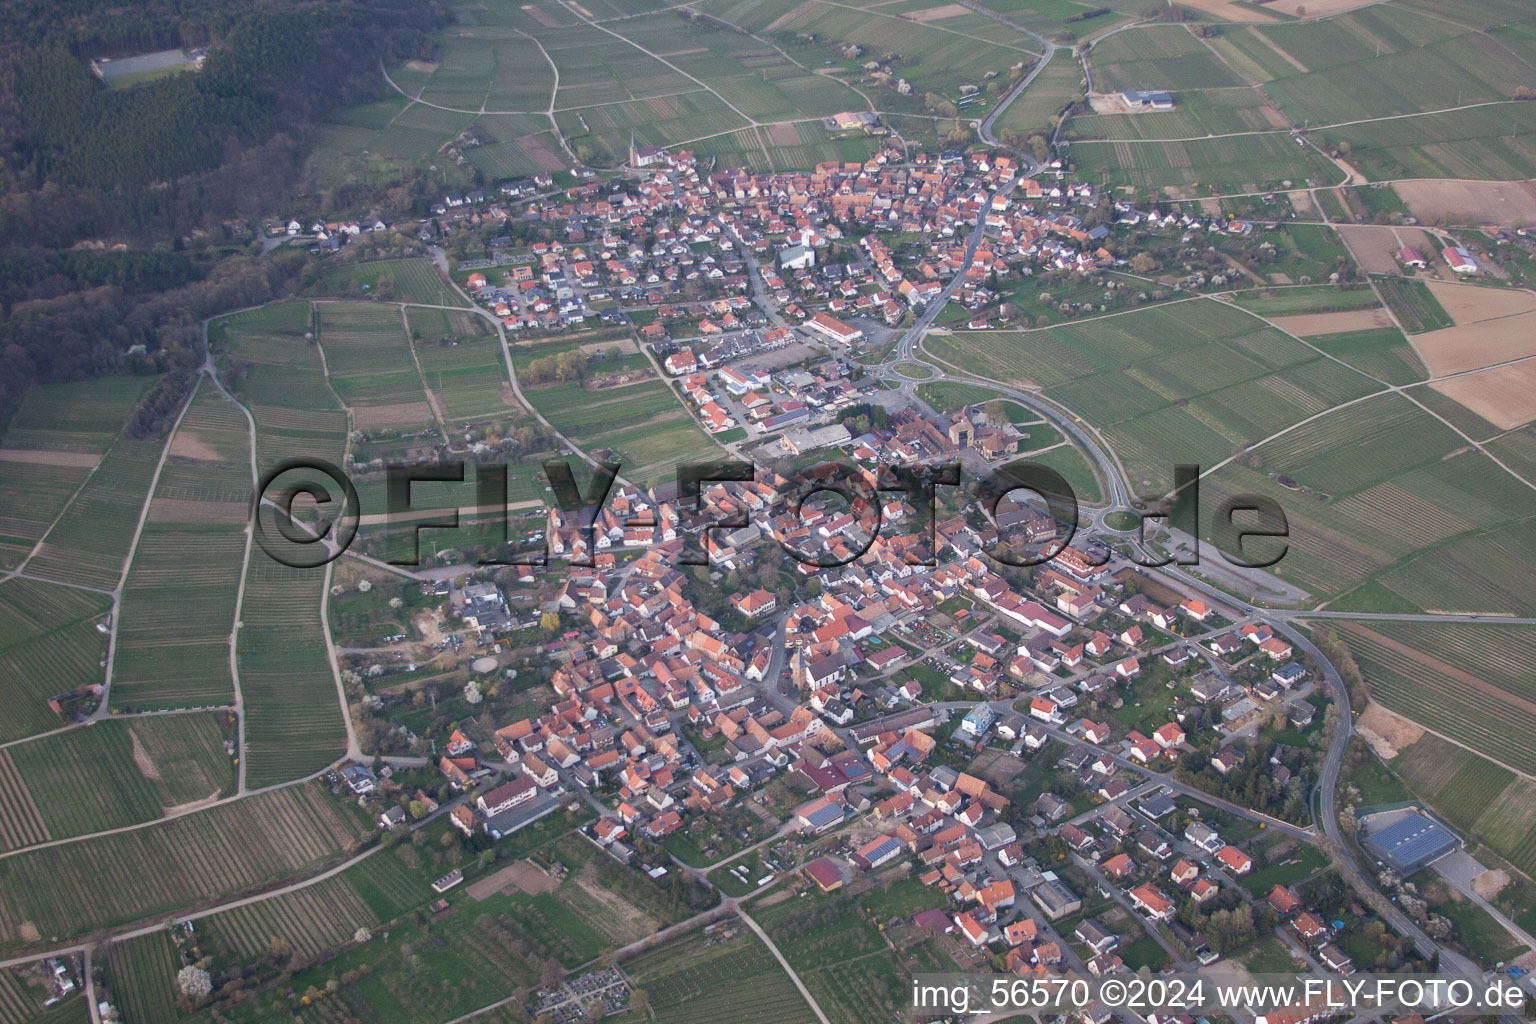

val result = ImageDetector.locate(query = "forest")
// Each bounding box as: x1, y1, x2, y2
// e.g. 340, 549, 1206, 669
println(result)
0, 0, 452, 426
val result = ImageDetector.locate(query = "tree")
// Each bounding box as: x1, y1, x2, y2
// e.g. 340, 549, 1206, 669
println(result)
266, 936, 293, 967
354, 926, 373, 943
1130, 252, 1157, 274
540, 958, 564, 990
177, 966, 213, 1002
539, 611, 560, 633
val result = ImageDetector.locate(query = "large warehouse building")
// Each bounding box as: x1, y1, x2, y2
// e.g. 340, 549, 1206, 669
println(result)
1362, 812, 1462, 874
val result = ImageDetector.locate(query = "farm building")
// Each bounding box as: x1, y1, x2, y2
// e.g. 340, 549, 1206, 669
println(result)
1443, 246, 1478, 274
1122, 89, 1174, 111
1362, 812, 1462, 874
852, 835, 904, 870
803, 857, 844, 892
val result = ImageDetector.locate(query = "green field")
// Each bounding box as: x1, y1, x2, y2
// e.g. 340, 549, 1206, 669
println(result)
0, 377, 154, 571
1, 715, 233, 845
0, 579, 111, 746
111, 383, 250, 710
1339, 622, 1536, 784
1228, 288, 1382, 316
407, 306, 520, 424
316, 302, 437, 430
104, 931, 188, 1024
620, 926, 815, 1024
236, 557, 350, 789
513, 341, 720, 486
1197, 391, 1535, 605
1303, 327, 1426, 386
925, 299, 1382, 498
309, 260, 470, 308
996, 48, 1083, 142
1374, 278, 1453, 334
23, 437, 163, 591
0, 782, 367, 949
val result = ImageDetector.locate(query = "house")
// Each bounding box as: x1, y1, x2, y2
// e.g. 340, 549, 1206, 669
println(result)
1102, 853, 1136, 880
379, 806, 406, 830
1075, 918, 1119, 955
1216, 844, 1253, 875
1153, 722, 1185, 749
1129, 883, 1175, 921
1268, 884, 1301, 917
1294, 912, 1329, 943
1170, 859, 1199, 886
478, 775, 538, 817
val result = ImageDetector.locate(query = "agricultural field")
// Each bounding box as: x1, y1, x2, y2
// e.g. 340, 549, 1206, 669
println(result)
22, 436, 164, 591
104, 931, 187, 1024
1196, 392, 1536, 605
996, 49, 1083, 142
924, 298, 1383, 498
1334, 620, 1536, 779
1303, 327, 1427, 386
309, 260, 470, 308
0, 782, 368, 949
236, 555, 350, 789
1068, 88, 1285, 142
618, 927, 815, 1024
1392, 733, 1536, 881
0, 377, 153, 572
691, 0, 1043, 105
750, 875, 950, 1024
2, 714, 233, 844
1374, 278, 1453, 334
200, 872, 379, 962
1086, 25, 1250, 94
1066, 131, 1340, 192
315, 303, 437, 432
0, 579, 112, 746
513, 341, 720, 486
407, 306, 523, 424
1227, 286, 1382, 318
210, 302, 349, 474
111, 384, 250, 711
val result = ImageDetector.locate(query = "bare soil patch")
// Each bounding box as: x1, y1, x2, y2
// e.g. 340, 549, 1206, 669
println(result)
578, 337, 637, 356
573, 867, 658, 936
1393, 179, 1536, 228
521, 4, 560, 28
1413, 312, 1536, 376
1357, 702, 1424, 760
128, 728, 161, 781
900, 2, 970, 22
467, 859, 558, 900
1249, 28, 1309, 71
766, 123, 800, 147
1286, 190, 1319, 218
518, 133, 566, 173
1270, 307, 1394, 335
351, 401, 434, 428
1431, 360, 1536, 429
1337, 223, 1408, 276
1426, 280, 1536, 326
18, 922, 39, 943
148, 498, 246, 525
162, 790, 222, 817
1472, 867, 1510, 900
1176, 0, 1280, 20
404, 60, 438, 73
168, 430, 223, 461
0, 448, 99, 468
